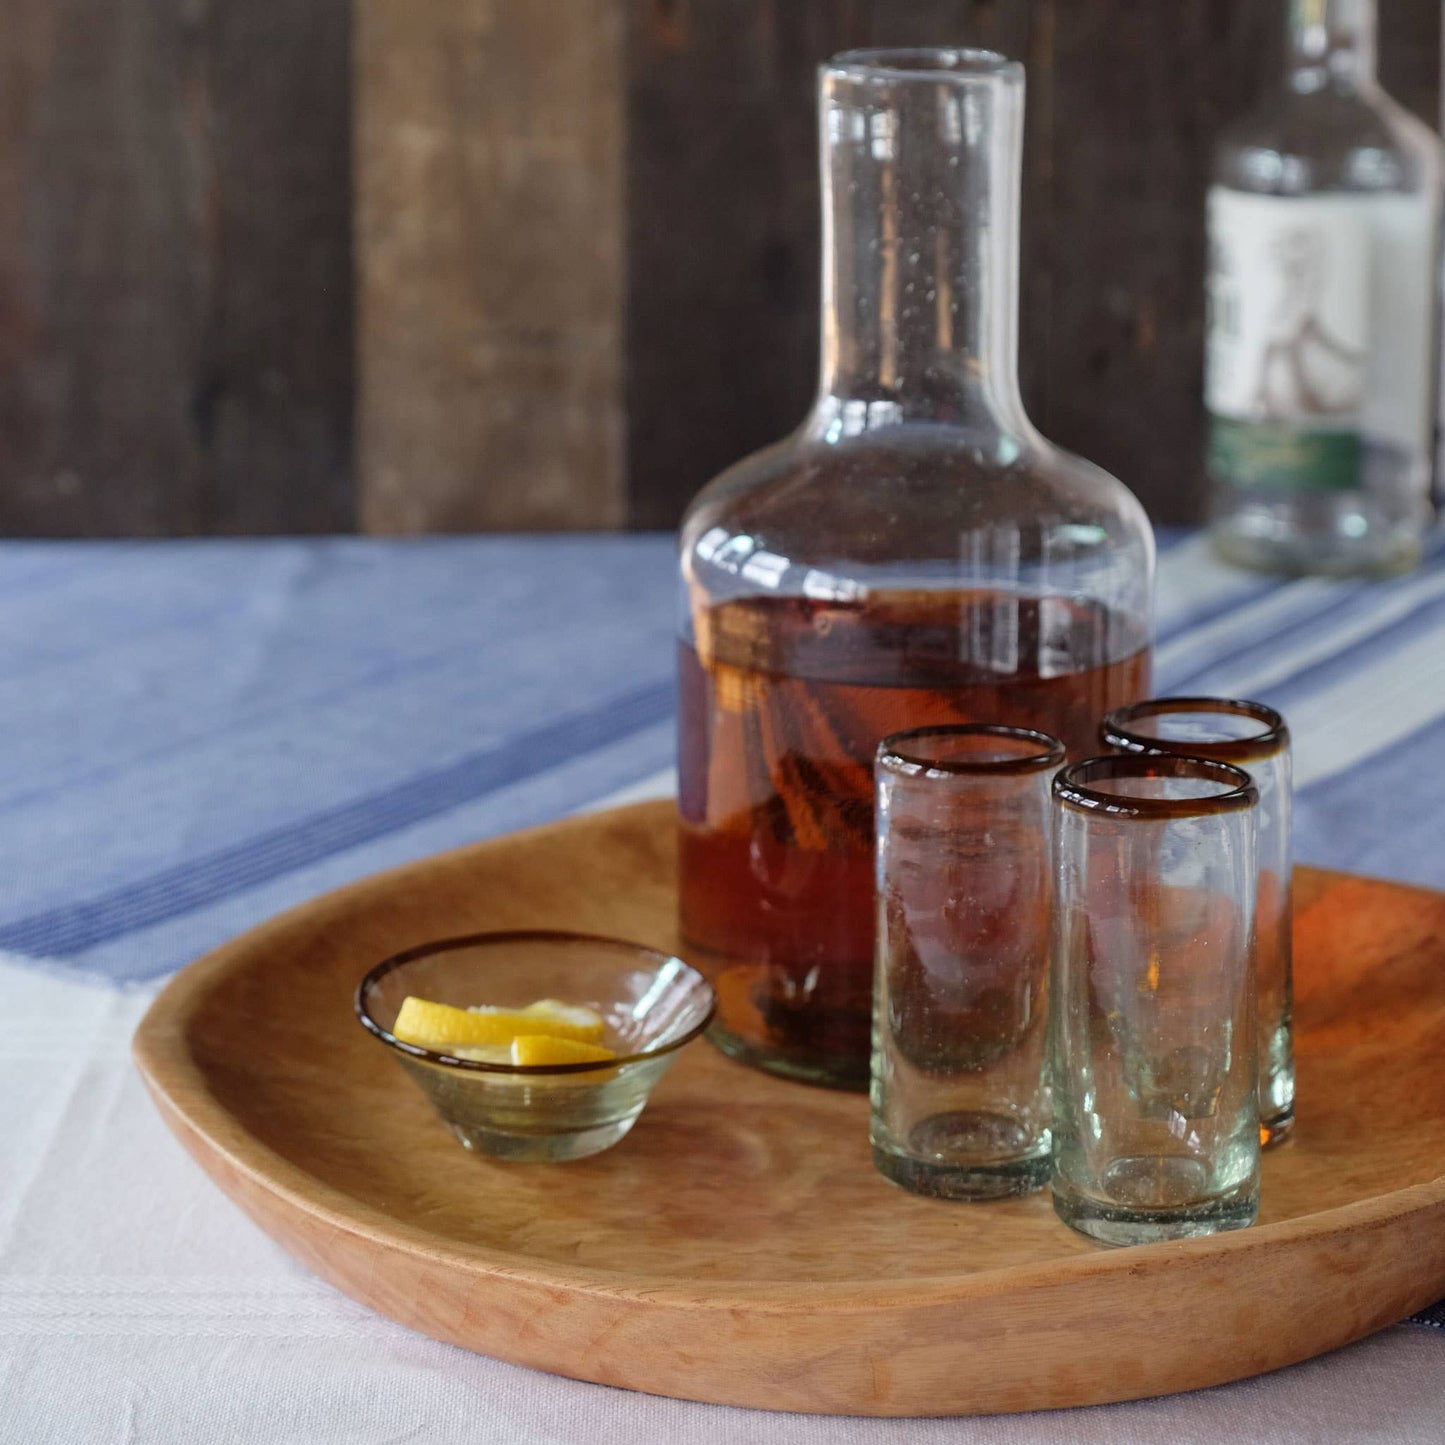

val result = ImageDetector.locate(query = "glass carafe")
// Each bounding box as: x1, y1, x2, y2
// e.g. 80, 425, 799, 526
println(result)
677, 50, 1155, 1089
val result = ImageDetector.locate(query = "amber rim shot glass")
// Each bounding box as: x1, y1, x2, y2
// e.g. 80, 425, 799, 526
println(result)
872, 724, 1065, 1200
1051, 754, 1262, 1246
1102, 697, 1295, 1147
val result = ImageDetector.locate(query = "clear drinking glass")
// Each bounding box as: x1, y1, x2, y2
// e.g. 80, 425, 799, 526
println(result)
872, 725, 1064, 1199
1102, 698, 1295, 1147
677, 49, 1154, 1090
1051, 755, 1261, 1245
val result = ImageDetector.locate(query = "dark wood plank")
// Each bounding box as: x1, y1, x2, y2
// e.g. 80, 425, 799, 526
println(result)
624, 1, 1033, 530
1038, 0, 1440, 526
201, 0, 355, 534
0, 0, 1436, 534
355, 0, 626, 533
1380, 0, 1443, 126
625, 0, 1441, 530
0, 0, 353, 536
1031, 0, 1272, 524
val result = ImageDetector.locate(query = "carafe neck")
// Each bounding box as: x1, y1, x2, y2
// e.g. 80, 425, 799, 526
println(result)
814, 51, 1029, 439
1287, 0, 1376, 93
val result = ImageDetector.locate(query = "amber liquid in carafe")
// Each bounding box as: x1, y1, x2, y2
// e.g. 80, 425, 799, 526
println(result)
678, 589, 1151, 1088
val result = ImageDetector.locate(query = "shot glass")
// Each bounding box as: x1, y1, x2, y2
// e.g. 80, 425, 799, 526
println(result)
1051, 755, 1261, 1245
871, 725, 1065, 1200
1102, 697, 1295, 1147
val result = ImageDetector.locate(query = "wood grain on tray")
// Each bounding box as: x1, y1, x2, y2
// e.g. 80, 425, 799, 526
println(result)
133, 802, 1445, 1416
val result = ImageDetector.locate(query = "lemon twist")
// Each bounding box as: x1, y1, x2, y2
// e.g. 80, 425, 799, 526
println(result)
510, 1035, 617, 1068
392, 996, 605, 1051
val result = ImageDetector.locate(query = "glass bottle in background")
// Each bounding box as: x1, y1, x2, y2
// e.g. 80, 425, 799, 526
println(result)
676, 50, 1155, 1090
1206, 0, 1442, 576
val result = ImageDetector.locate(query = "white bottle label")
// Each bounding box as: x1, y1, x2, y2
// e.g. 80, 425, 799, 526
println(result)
1206, 187, 1435, 491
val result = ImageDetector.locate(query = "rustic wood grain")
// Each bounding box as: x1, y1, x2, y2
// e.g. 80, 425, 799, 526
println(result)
354, 0, 625, 533
133, 800, 1445, 1416
0, 0, 353, 535
1039, 1, 1441, 521
0, 2, 1436, 534
624, 0, 1035, 530
623, 0, 1442, 530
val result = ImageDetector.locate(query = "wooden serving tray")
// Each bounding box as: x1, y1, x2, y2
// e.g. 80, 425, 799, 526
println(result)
133, 801, 1445, 1416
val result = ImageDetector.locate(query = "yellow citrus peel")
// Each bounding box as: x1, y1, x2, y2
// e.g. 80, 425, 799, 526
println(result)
392, 995, 605, 1051
510, 1035, 617, 1068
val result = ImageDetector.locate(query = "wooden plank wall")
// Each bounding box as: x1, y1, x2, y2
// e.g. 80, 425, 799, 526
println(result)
0, 0, 353, 535
0, 0, 1437, 533
623, 0, 1443, 527
355, 0, 625, 532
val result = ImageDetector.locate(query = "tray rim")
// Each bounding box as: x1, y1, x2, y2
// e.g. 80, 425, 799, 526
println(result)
131, 802, 1445, 1410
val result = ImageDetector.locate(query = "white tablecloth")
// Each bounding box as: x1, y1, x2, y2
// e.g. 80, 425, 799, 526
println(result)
1, 532, 1441, 1442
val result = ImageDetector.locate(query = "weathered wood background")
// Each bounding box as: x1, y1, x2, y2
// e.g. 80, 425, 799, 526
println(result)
0, 0, 1438, 535
0, 0, 354, 534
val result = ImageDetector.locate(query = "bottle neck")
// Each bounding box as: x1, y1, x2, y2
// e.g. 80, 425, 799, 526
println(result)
1286, 0, 1376, 92
814, 52, 1029, 438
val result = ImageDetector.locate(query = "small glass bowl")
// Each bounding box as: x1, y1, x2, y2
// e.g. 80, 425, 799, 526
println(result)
356, 931, 715, 1163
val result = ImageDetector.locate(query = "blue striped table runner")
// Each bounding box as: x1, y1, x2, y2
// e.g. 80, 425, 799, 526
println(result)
2, 528, 1442, 1332
1, 530, 1442, 984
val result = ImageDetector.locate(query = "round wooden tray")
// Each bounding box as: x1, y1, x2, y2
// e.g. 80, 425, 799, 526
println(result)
133, 801, 1445, 1416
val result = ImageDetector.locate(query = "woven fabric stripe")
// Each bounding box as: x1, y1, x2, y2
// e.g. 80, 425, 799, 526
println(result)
0, 679, 673, 957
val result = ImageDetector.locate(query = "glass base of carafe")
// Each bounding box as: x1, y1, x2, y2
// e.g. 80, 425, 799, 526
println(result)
705, 1021, 870, 1092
